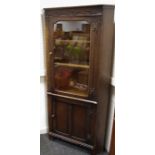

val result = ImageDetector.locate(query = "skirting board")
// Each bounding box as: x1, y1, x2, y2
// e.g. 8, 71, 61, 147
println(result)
40, 128, 48, 134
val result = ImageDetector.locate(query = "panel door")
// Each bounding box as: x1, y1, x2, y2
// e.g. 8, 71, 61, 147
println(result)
71, 103, 96, 145
52, 99, 70, 136
72, 104, 87, 140
51, 97, 96, 145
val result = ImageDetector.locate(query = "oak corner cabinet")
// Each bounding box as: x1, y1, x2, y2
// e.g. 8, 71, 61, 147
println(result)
43, 5, 115, 155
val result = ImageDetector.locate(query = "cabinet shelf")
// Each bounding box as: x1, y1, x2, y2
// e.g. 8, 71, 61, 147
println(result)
55, 89, 88, 97
54, 62, 90, 69
55, 39, 90, 44
47, 92, 97, 104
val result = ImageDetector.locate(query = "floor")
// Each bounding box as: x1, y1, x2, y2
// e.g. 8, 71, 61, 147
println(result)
40, 134, 108, 155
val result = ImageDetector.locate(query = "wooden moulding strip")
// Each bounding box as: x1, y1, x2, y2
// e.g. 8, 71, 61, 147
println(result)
47, 92, 98, 105
55, 89, 88, 98
54, 63, 90, 69
49, 132, 94, 150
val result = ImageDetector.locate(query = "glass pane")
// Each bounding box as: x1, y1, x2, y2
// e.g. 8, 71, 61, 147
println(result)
53, 21, 90, 65
54, 66, 89, 97
53, 21, 90, 97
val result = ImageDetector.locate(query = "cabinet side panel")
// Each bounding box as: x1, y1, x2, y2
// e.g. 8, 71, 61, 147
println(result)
99, 7, 115, 80
96, 7, 115, 153
43, 15, 53, 133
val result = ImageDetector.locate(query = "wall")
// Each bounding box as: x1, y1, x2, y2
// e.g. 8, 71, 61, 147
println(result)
40, 77, 48, 133
40, 13, 47, 133
40, 0, 115, 9
40, 0, 115, 152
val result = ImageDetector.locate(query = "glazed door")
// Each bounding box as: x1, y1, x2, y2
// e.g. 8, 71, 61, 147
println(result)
46, 17, 99, 99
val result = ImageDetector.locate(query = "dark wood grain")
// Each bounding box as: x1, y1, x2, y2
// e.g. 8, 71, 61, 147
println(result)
49, 132, 94, 150
44, 5, 115, 155
55, 101, 69, 134
49, 96, 96, 144
44, 5, 103, 17
95, 7, 115, 153
72, 105, 86, 140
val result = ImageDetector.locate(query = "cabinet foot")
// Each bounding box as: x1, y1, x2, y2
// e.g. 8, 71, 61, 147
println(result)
48, 132, 55, 140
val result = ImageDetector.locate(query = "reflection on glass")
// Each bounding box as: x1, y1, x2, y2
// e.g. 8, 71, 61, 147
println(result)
53, 21, 90, 97
54, 66, 89, 97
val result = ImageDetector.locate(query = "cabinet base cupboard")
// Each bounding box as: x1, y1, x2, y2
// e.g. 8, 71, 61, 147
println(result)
43, 5, 115, 155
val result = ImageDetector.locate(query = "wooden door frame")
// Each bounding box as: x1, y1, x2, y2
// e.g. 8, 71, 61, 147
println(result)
45, 16, 101, 99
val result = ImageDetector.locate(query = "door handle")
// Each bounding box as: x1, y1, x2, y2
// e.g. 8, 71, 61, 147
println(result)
51, 114, 55, 118
49, 51, 53, 55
